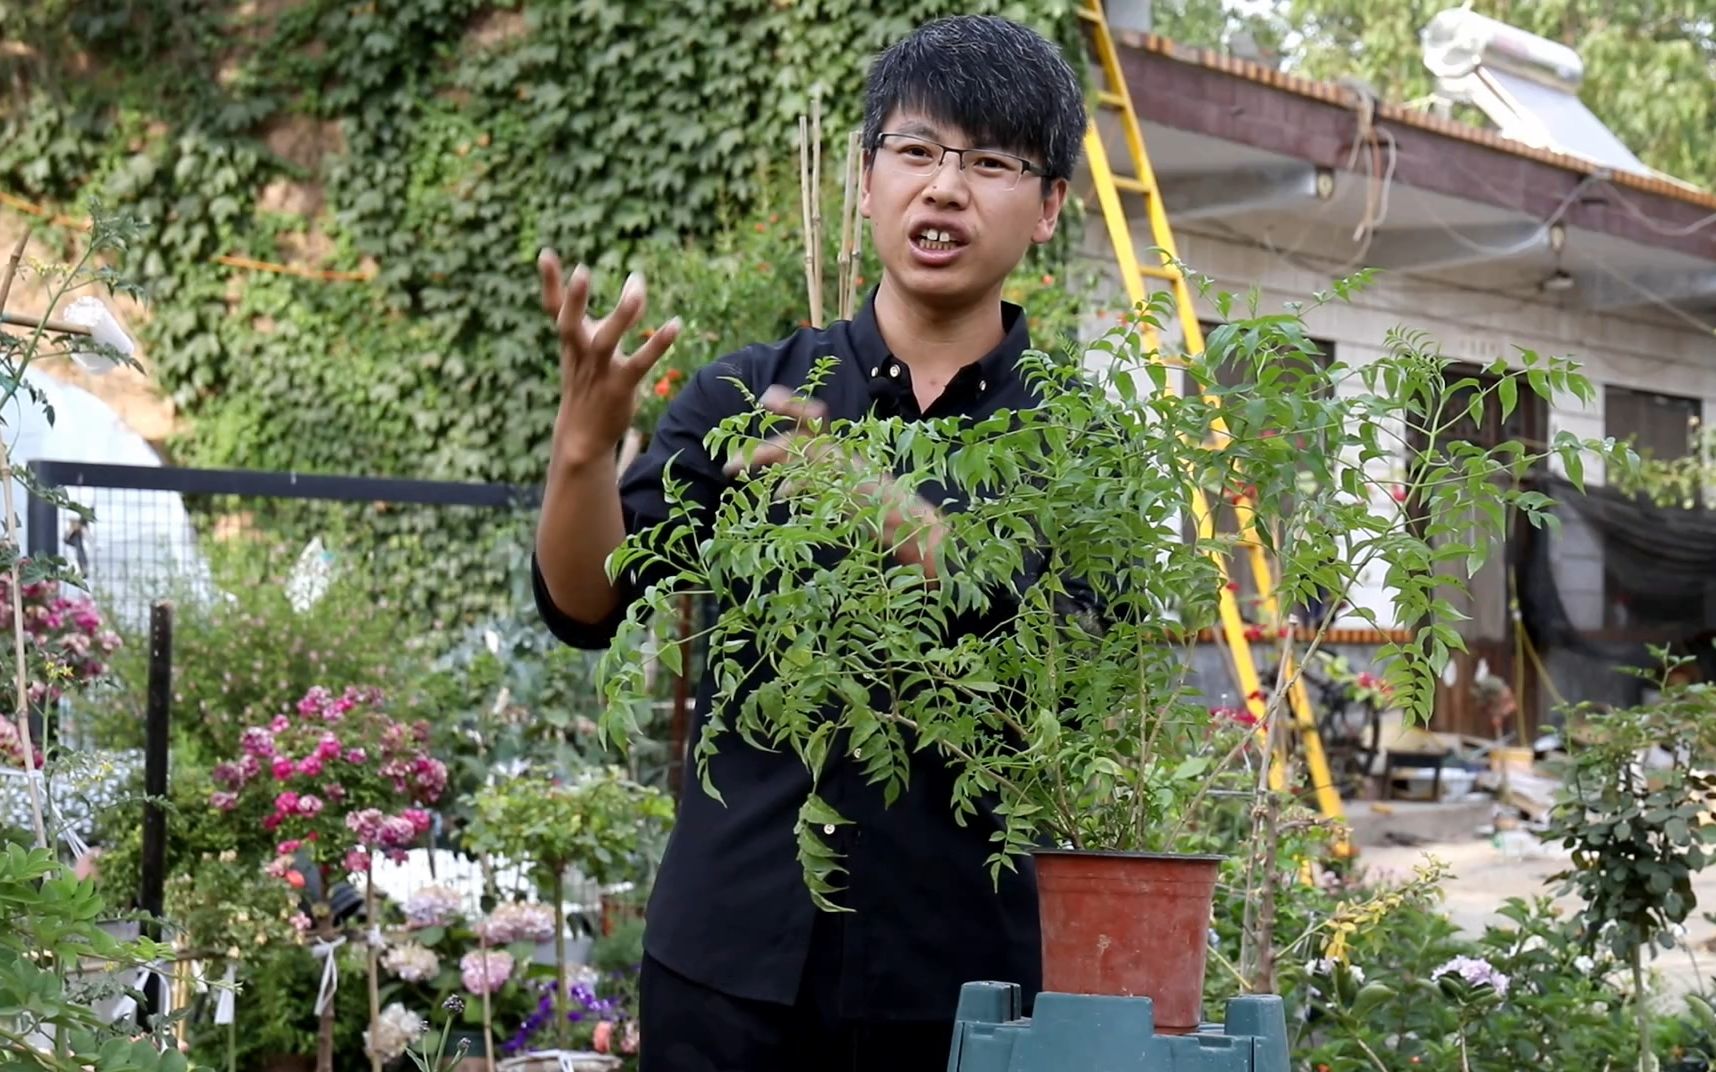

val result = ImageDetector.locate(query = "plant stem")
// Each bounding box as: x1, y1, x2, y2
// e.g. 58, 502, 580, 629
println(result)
1352, 1034, 1393, 1072
0, 232, 46, 852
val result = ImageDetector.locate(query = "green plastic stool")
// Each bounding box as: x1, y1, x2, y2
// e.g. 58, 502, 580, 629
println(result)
946, 983, 1290, 1072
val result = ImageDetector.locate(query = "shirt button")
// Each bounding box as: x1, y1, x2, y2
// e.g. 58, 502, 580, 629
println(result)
888, 365, 900, 378
870, 366, 880, 377
823, 824, 836, 836
979, 379, 988, 391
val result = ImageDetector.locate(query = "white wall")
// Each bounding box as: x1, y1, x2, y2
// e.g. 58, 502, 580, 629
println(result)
1074, 223, 1716, 632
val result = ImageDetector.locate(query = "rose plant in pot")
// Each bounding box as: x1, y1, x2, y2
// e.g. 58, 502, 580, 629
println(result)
599, 279, 1629, 1032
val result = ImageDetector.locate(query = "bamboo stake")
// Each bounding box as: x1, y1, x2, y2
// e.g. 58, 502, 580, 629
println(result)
809, 93, 824, 327
836, 131, 861, 321
0, 231, 47, 850
797, 116, 819, 327
845, 131, 866, 318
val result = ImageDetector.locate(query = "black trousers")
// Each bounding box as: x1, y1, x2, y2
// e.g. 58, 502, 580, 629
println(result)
639, 911, 956, 1072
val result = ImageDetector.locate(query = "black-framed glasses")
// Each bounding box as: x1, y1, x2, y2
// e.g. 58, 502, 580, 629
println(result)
872, 133, 1047, 191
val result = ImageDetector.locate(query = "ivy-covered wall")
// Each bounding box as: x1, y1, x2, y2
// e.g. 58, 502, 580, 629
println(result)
0, 0, 1076, 622
1, 0, 1074, 481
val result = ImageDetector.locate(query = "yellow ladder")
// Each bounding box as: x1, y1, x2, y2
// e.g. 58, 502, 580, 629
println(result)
1077, 2, 1350, 850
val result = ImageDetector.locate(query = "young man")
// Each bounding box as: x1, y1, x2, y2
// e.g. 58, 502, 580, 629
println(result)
532, 15, 1086, 1071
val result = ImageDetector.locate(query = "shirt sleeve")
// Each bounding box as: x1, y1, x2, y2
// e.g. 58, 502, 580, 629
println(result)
533, 355, 751, 650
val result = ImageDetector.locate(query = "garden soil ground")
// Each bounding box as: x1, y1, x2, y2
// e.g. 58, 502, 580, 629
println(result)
1366, 838, 1716, 1004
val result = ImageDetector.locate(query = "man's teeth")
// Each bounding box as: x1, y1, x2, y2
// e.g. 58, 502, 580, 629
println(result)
916, 228, 959, 250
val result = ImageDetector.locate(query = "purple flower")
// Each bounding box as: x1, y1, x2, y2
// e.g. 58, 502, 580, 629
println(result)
1435, 955, 1509, 997
209, 790, 238, 812
343, 747, 368, 765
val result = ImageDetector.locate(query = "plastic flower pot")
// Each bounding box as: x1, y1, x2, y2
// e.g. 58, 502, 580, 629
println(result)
1032, 849, 1222, 1034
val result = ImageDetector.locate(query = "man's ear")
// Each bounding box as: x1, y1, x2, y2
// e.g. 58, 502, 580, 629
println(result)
1033, 177, 1071, 244
860, 154, 873, 219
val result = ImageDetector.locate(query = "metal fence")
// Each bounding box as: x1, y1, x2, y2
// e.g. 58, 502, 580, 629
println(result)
25, 460, 540, 630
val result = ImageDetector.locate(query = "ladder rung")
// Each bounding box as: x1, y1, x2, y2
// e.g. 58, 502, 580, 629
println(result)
1136, 261, 1181, 282
1112, 174, 1153, 195
1076, 5, 1104, 23
1097, 90, 1129, 110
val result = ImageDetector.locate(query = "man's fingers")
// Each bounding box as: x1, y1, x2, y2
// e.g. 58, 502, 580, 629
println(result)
537, 249, 563, 317
591, 271, 647, 358
722, 435, 795, 478
556, 263, 593, 357
759, 385, 829, 431
621, 317, 682, 383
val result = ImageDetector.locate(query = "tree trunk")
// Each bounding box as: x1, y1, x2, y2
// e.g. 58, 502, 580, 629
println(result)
553, 868, 569, 1050
316, 915, 337, 1072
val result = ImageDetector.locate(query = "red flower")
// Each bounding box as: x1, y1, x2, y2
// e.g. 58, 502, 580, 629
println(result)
654, 377, 673, 398
1243, 625, 1265, 642
1248, 689, 1267, 703
1225, 582, 1240, 593
1391, 485, 1409, 503
285, 869, 306, 890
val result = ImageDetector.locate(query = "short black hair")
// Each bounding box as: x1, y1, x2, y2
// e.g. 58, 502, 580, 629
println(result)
861, 15, 1087, 182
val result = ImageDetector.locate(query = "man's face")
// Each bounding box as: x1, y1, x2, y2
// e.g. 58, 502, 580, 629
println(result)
861, 109, 1069, 310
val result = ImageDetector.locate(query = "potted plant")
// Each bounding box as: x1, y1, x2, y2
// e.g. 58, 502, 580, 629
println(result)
464, 768, 671, 1055
599, 280, 1629, 1031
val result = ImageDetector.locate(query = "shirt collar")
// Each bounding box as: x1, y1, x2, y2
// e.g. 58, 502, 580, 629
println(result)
848, 287, 1032, 389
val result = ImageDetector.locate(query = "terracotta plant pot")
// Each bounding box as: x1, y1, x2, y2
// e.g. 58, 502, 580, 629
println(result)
1033, 849, 1222, 1034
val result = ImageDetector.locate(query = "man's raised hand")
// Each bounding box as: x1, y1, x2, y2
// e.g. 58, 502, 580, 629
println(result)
538, 249, 681, 468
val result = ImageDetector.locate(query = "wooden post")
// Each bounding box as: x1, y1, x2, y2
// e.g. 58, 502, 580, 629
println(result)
139, 600, 172, 1025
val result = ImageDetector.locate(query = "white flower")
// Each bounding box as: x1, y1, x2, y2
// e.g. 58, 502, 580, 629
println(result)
1435, 955, 1509, 997
1574, 955, 1596, 974
382, 942, 440, 983
365, 1002, 426, 1061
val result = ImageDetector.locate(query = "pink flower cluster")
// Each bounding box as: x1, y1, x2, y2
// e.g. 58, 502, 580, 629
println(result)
460, 950, 515, 996
207, 684, 449, 884
474, 901, 559, 944
0, 716, 43, 770
0, 574, 120, 731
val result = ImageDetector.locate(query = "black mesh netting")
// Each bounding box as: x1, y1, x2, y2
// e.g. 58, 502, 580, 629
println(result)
1520, 476, 1716, 710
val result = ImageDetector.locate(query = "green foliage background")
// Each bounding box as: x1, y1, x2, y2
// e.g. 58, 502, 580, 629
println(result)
0, 0, 1077, 623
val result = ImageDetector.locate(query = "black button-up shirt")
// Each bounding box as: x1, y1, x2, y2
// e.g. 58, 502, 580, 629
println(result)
533, 293, 1042, 1020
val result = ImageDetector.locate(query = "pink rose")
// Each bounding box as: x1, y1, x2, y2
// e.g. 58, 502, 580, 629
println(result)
297, 687, 331, 717
297, 755, 324, 778
264, 856, 291, 878
239, 754, 261, 780
296, 794, 324, 818
269, 715, 290, 734
240, 727, 276, 759
343, 747, 368, 765
324, 782, 347, 802
378, 815, 416, 848
261, 812, 283, 832
402, 808, 433, 836
209, 791, 238, 812
274, 791, 300, 813
316, 734, 343, 761
271, 757, 295, 780
277, 839, 302, 855
345, 849, 372, 872
346, 808, 384, 844
212, 762, 243, 789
